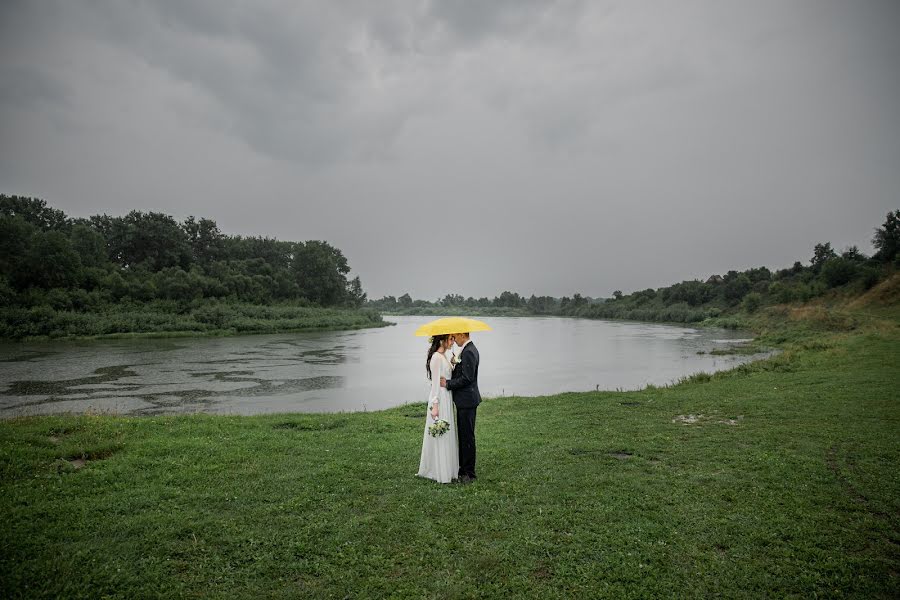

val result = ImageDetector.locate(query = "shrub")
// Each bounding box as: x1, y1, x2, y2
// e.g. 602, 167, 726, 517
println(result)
820, 258, 859, 288
742, 292, 762, 313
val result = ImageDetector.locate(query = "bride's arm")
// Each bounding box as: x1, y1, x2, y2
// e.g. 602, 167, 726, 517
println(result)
428, 355, 440, 418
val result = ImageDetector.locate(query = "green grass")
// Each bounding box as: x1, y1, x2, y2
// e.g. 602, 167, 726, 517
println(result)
0, 302, 388, 341
1, 308, 898, 597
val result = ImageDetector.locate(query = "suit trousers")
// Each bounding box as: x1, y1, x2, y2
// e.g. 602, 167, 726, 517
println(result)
456, 406, 477, 478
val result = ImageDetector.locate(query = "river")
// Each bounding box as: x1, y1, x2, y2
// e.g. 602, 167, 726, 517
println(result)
0, 315, 767, 417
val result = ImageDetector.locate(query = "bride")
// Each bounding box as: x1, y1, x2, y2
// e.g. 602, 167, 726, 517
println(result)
417, 334, 459, 483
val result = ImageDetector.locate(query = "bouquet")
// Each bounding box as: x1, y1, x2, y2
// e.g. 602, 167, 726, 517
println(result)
428, 419, 450, 437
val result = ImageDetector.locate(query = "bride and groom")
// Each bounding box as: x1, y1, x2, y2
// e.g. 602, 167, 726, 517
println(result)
417, 332, 481, 484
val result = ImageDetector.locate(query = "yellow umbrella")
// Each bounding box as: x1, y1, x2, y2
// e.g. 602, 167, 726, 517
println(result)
414, 316, 493, 337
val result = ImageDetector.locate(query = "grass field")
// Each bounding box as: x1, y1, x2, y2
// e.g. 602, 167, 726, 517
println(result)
0, 302, 387, 341
1, 301, 898, 598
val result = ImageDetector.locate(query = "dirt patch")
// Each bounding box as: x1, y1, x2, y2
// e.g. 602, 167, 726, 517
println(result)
531, 563, 552, 580
673, 414, 703, 424
568, 448, 602, 456
609, 451, 633, 460
673, 414, 742, 425
56, 446, 121, 472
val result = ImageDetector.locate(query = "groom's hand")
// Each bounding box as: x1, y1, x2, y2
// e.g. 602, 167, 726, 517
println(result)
439, 377, 447, 388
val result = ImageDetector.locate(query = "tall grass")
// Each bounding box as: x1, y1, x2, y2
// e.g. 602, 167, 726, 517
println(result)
0, 301, 386, 340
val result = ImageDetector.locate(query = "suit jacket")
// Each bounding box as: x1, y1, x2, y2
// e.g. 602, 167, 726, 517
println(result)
446, 342, 481, 409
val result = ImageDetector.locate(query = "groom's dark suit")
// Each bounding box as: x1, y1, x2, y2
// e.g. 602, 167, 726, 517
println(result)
446, 341, 480, 479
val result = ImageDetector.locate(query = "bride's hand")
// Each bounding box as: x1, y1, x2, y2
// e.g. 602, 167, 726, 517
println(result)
431, 406, 439, 419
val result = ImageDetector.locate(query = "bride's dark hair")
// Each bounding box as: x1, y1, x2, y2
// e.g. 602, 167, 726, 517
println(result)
426, 334, 450, 380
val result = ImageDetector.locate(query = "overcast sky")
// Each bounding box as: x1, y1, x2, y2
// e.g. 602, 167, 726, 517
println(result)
1, 1, 898, 299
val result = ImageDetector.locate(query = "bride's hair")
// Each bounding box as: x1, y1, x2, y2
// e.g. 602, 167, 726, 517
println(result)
426, 334, 449, 380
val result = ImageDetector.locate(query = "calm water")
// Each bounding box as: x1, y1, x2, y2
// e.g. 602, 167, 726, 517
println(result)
0, 316, 766, 417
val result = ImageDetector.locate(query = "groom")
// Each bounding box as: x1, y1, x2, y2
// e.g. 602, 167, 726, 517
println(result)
440, 332, 481, 483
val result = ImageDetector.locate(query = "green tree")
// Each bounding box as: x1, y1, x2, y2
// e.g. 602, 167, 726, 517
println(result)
873, 209, 900, 262
22, 231, 83, 289
69, 223, 108, 268
811, 242, 837, 272
183, 216, 225, 264
292, 241, 351, 305
0, 215, 36, 286
495, 291, 523, 308
107, 211, 192, 270
441, 294, 465, 306
0, 195, 69, 231
346, 276, 367, 307
723, 274, 752, 303
841, 245, 867, 262
820, 258, 859, 288
742, 292, 762, 313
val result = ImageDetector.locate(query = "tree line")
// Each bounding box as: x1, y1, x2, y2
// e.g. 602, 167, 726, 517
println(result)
369, 210, 900, 323
0, 195, 368, 311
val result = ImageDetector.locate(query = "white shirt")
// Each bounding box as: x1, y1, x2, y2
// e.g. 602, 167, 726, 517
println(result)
456, 339, 472, 358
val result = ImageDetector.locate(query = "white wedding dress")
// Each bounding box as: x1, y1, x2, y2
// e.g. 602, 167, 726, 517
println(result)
417, 352, 459, 483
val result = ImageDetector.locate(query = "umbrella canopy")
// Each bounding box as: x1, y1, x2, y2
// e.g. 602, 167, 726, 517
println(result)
414, 316, 493, 337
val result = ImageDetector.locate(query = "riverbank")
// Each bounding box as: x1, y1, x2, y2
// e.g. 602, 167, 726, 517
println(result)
1, 299, 898, 597
0, 302, 388, 342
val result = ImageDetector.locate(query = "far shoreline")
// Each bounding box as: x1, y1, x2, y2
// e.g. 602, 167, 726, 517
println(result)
0, 319, 394, 345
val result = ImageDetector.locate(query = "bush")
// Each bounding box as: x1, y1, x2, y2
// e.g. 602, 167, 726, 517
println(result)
193, 303, 233, 328
820, 258, 859, 288
45, 288, 73, 311
742, 292, 762, 313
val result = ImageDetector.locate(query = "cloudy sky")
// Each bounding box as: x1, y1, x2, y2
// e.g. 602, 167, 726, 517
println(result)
1, 1, 898, 299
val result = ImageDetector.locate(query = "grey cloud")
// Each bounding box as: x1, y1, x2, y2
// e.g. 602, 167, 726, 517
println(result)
1, 0, 898, 300
0, 65, 69, 110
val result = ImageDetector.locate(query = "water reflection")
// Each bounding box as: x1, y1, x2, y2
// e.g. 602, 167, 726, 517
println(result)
0, 316, 768, 417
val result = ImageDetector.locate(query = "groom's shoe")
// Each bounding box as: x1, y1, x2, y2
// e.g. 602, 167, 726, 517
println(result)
458, 475, 475, 485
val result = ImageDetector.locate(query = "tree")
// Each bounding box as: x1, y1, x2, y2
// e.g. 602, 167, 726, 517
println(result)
21, 231, 83, 289
0, 215, 36, 285
744, 267, 772, 283
742, 292, 762, 313
291, 241, 351, 305
441, 294, 464, 306
664, 281, 712, 307
346, 276, 366, 307
612, 290, 623, 300
107, 211, 191, 270
811, 242, 837, 271
821, 258, 859, 288
398, 293, 413, 308
69, 223, 108, 268
0, 195, 69, 231
223, 236, 293, 269
841, 245, 866, 262
182, 216, 225, 264
873, 209, 900, 262
723, 274, 752, 303
494, 291, 523, 308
